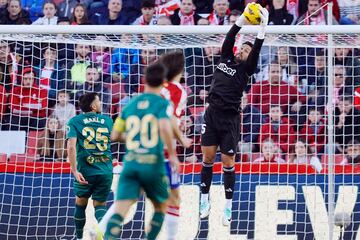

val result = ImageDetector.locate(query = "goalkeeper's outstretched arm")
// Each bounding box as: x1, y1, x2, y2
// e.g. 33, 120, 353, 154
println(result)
245, 8, 269, 76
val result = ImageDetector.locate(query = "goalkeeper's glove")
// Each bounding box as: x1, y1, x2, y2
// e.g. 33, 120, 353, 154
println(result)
257, 7, 269, 39
235, 4, 250, 27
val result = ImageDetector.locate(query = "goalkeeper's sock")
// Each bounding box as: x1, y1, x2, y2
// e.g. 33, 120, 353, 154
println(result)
74, 204, 87, 239
147, 211, 165, 240
105, 213, 124, 239
99, 203, 116, 233
223, 166, 235, 201
200, 162, 213, 197
165, 205, 180, 240
94, 205, 107, 222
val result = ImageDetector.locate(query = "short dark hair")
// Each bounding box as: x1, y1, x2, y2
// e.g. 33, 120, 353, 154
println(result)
79, 92, 98, 113
159, 51, 184, 81
57, 89, 69, 96
347, 139, 360, 147
230, 9, 242, 17
141, 0, 155, 8
308, 106, 323, 114
243, 41, 253, 48
145, 62, 167, 87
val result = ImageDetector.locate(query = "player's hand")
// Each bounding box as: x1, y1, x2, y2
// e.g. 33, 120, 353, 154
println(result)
169, 155, 180, 173
181, 137, 193, 148
236, 4, 249, 26
74, 171, 88, 185
259, 7, 269, 27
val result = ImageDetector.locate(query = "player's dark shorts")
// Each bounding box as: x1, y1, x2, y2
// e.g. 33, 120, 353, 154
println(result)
165, 160, 180, 189
201, 105, 240, 156
73, 173, 113, 202
116, 164, 170, 203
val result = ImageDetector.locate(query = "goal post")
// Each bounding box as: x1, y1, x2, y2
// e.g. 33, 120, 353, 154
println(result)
0, 25, 360, 240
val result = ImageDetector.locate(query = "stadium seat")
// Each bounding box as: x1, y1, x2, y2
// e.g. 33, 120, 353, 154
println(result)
27, 131, 41, 156
9, 154, 36, 163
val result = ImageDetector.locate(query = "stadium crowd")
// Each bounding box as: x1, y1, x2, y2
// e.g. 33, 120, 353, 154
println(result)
0, 0, 360, 169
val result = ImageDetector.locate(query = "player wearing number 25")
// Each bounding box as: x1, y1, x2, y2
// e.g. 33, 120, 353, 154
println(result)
66, 92, 113, 240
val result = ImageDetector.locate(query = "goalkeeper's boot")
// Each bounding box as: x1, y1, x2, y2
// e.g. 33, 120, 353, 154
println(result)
200, 201, 211, 219
89, 225, 104, 240
222, 207, 232, 226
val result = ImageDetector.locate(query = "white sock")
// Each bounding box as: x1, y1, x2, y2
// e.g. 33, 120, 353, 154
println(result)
200, 193, 209, 203
165, 206, 180, 240
98, 203, 116, 233
226, 199, 232, 209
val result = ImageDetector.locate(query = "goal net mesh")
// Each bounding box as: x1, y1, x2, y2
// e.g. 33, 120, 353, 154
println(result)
0, 29, 360, 240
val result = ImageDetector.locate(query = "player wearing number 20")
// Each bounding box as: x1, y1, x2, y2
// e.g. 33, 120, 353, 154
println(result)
66, 92, 113, 240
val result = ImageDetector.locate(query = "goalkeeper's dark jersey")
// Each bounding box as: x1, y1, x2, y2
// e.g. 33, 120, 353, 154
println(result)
208, 24, 264, 114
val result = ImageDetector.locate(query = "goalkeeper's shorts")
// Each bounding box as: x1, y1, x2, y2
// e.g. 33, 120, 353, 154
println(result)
165, 160, 180, 189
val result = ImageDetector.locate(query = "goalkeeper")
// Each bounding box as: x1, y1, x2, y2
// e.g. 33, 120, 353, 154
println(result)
199, 5, 269, 226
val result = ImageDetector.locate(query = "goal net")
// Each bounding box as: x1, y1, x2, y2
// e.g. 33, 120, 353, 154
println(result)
0, 25, 360, 240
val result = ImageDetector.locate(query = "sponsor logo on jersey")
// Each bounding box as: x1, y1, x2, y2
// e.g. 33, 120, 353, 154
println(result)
217, 63, 236, 76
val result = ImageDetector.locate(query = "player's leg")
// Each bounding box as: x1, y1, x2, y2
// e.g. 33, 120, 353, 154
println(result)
104, 199, 137, 240
92, 174, 113, 223
73, 175, 95, 240
219, 114, 240, 226
142, 171, 170, 240
200, 108, 220, 218
164, 161, 181, 240
220, 153, 236, 226
75, 197, 89, 240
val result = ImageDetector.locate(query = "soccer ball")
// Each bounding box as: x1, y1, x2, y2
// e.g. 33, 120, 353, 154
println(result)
244, 3, 262, 25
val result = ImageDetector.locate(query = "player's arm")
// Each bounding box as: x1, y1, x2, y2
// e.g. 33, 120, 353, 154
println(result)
244, 8, 269, 76
159, 118, 179, 170
221, 6, 250, 60
171, 116, 192, 148
67, 137, 88, 185
111, 117, 126, 142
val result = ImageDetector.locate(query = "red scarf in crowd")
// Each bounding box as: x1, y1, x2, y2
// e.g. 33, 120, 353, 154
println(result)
179, 11, 195, 25
304, 8, 326, 25
208, 9, 230, 25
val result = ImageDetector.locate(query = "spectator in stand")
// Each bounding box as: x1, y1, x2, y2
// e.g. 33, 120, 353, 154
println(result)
239, 93, 264, 160
90, 0, 130, 25
76, 65, 111, 114
7, 67, 48, 131
51, 90, 76, 129
338, 0, 360, 24
229, 9, 241, 25
299, 107, 326, 154
111, 35, 140, 83
268, 0, 294, 25
0, 0, 6, 10
334, 48, 360, 87
124, 48, 157, 100
37, 116, 67, 162
34, 46, 66, 107
339, 140, 360, 165
334, 96, 360, 154
21, 0, 44, 22
132, 0, 157, 25
177, 114, 201, 162
307, 50, 327, 93
249, 62, 306, 115
170, 0, 201, 25
296, 0, 338, 25
194, 0, 214, 13
290, 139, 322, 172
317, 65, 353, 108
157, 15, 172, 25
0, 41, 16, 92
67, 44, 91, 90
259, 105, 296, 154
0, 84, 6, 122
197, 17, 210, 25
32, 1, 58, 25
91, 36, 111, 76
208, 0, 230, 25
0, 0, 31, 24
253, 138, 286, 163
58, 0, 92, 18
70, 4, 90, 25
188, 46, 220, 105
